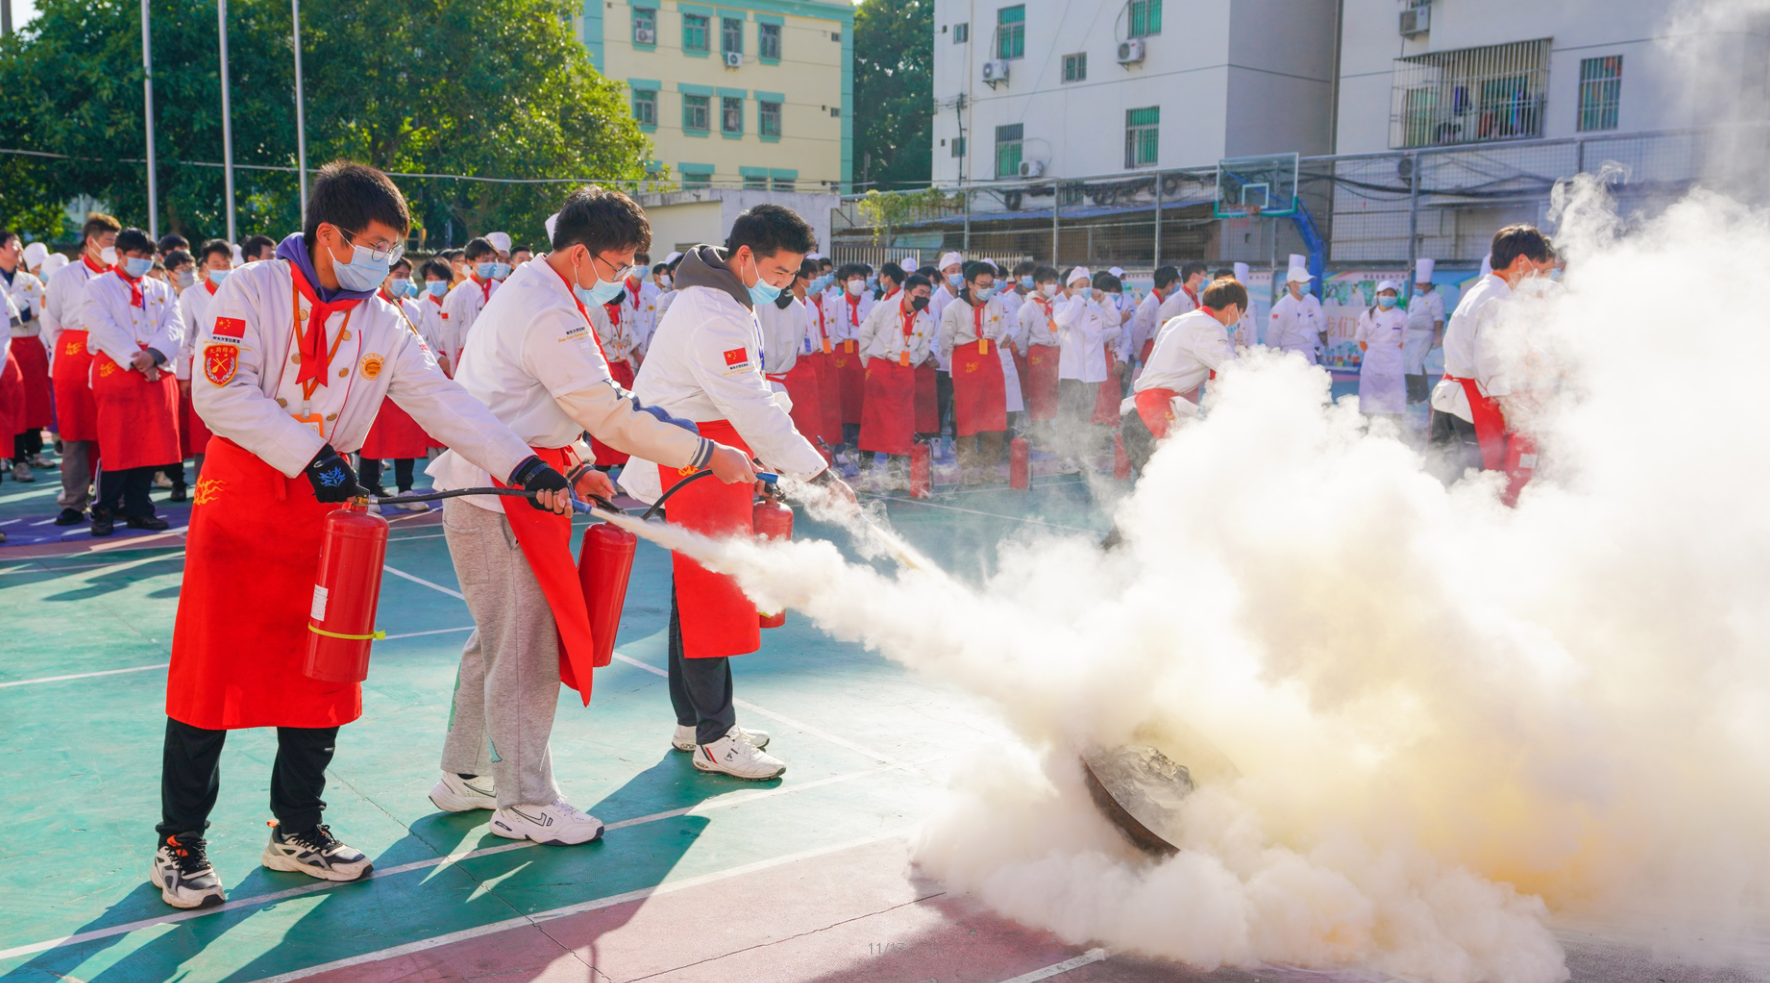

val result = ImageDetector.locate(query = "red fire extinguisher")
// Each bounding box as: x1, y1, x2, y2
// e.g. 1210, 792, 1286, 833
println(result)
1008, 437, 1030, 490
303, 500, 389, 683
577, 521, 638, 668
1501, 433, 1536, 509
753, 495, 794, 628
909, 443, 932, 499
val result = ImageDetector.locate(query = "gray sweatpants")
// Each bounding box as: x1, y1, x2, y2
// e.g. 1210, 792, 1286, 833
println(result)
58, 439, 93, 511
440, 499, 563, 808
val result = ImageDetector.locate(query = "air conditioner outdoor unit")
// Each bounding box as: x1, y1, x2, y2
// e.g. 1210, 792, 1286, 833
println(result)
724, 51, 743, 68
1018, 160, 1045, 178
1399, 5, 1430, 36
634, 26, 655, 44
1117, 40, 1145, 64
982, 59, 1009, 84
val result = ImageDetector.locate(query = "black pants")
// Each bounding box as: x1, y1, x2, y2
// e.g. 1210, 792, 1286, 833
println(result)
157, 717, 338, 841
359, 457, 415, 494
667, 590, 736, 746
1405, 373, 1431, 403
96, 465, 157, 519
935, 371, 954, 436
14, 429, 42, 460
1426, 409, 1482, 485
1120, 408, 1158, 477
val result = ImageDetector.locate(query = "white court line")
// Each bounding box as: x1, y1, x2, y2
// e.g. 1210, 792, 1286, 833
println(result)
997, 949, 1109, 982
29, 517, 59, 526
875, 496, 1091, 531
242, 830, 911, 983
0, 776, 913, 963
380, 564, 463, 599
0, 518, 20, 526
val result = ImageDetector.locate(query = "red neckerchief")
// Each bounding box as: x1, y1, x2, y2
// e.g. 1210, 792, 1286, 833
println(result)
625, 279, 641, 306
114, 268, 144, 308
1034, 295, 1052, 316
1183, 286, 1199, 307
900, 299, 919, 338
603, 298, 622, 326
1152, 287, 1167, 304
292, 264, 364, 392
547, 261, 612, 362
82, 253, 108, 275
204, 279, 219, 296
846, 292, 862, 325
377, 288, 397, 305
428, 290, 443, 306
473, 274, 492, 303
971, 299, 985, 338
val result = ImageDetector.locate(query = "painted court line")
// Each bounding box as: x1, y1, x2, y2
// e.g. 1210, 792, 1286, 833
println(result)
998, 949, 1109, 982
877, 496, 1091, 531
381, 564, 464, 599
0, 777, 913, 963
242, 830, 912, 983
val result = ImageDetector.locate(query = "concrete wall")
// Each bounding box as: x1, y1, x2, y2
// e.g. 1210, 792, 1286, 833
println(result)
638, 189, 839, 254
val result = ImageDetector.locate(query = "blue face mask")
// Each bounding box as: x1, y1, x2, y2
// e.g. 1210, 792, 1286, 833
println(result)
207, 268, 230, 287
388, 277, 412, 297
1377, 295, 1397, 309
745, 252, 783, 307
123, 256, 153, 278
330, 239, 392, 292
426, 280, 449, 297
974, 285, 995, 300
1020, 275, 1034, 290
946, 272, 963, 289
476, 262, 498, 280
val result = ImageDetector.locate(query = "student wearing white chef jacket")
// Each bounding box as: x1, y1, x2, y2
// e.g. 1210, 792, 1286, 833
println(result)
42, 212, 121, 524
937, 260, 1012, 483
1353, 280, 1408, 421
1155, 261, 1208, 328
172, 239, 236, 492
616, 253, 660, 355
1052, 266, 1111, 473
857, 272, 937, 479
929, 250, 964, 439
1017, 266, 1064, 442
1405, 258, 1447, 403
85, 227, 183, 536
1130, 266, 1180, 374
439, 236, 504, 367
1268, 265, 1325, 363
428, 186, 754, 843
413, 260, 452, 375
1120, 277, 1245, 475
1, 230, 51, 480
828, 263, 874, 444
621, 205, 856, 782
157, 162, 571, 911
758, 262, 808, 396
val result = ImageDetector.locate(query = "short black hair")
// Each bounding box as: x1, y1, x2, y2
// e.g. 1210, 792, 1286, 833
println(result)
1092, 271, 1121, 292
303, 160, 410, 245
916, 265, 937, 279
904, 272, 932, 292
241, 234, 276, 260
463, 237, 497, 262
725, 204, 816, 259
1012, 260, 1036, 277
1202, 277, 1249, 311
798, 258, 820, 277
1492, 224, 1551, 270
961, 259, 995, 283
652, 262, 670, 275
420, 259, 451, 280
1180, 261, 1209, 280
157, 233, 189, 254
0, 229, 16, 249
389, 256, 412, 275
441, 248, 465, 261
633, 252, 650, 266
818, 257, 834, 270
1152, 265, 1180, 289
836, 263, 869, 280
881, 262, 905, 285
82, 212, 121, 242
512, 246, 533, 258
164, 249, 194, 270
552, 185, 653, 255
115, 227, 155, 255
1034, 265, 1060, 284
199, 238, 233, 264
1214, 268, 1234, 279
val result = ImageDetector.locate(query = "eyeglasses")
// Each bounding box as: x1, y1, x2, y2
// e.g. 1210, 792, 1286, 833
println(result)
340, 227, 406, 265
586, 251, 635, 283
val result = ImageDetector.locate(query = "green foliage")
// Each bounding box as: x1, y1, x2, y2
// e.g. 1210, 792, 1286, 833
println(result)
853, 0, 932, 193
853, 186, 952, 243
0, 0, 652, 248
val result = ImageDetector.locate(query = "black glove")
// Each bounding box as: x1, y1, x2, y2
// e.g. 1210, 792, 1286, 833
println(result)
508, 455, 569, 511
304, 444, 364, 502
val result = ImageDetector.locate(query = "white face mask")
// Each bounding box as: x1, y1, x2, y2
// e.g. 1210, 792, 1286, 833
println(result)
1039, 283, 1058, 298
99, 245, 118, 265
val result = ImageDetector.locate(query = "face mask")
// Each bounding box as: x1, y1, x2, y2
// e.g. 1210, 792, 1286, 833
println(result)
1377, 295, 1397, 309
1039, 283, 1058, 298
773, 290, 795, 310
123, 256, 153, 278
910, 295, 930, 312
1071, 285, 1091, 300
1020, 275, 1034, 290
946, 272, 963, 288
867, 276, 878, 289
207, 268, 230, 287
846, 279, 865, 296
745, 251, 782, 307
331, 238, 392, 292
974, 285, 994, 300
573, 250, 626, 307
100, 246, 118, 265
476, 262, 498, 280
389, 277, 411, 297
658, 274, 672, 289
174, 270, 196, 289
425, 280, 448, 298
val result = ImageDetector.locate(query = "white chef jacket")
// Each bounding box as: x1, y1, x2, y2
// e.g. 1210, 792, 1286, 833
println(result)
937, 295, 1010, 361
999, 287, 1025, 325
618, 277, 660, 355
440, 275, 499, 364
1407, 288, 1446, 334
412, 292, 448, 366
3, 267, 46, 337
858, 295, 936, 366
1268, 292, 1325, 358
194, 258, 532, 480
655, 288, 678, 326
86, 270, 181, 371
595, 295, 644, 366
620, 280, 828, 504
758, 296, 804, 381
1430, 274, 1514, 424
1054, 295, 1111, 383
829, 290, 874, 346
41, 255, 109, 366
928, 282, 962, 371
1019, 294, 1061, 349
1130, 289, 1170, 356
176, 280, 221, 380
1134, 309, 1233, 406
1155, 286, 1198, 326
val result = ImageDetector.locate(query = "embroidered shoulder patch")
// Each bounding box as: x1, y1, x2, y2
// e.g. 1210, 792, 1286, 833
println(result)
203, 344, 239, 385
360, 353, 385, 380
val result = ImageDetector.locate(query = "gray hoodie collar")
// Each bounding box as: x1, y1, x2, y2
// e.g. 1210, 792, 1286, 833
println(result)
674, 245, 752, 310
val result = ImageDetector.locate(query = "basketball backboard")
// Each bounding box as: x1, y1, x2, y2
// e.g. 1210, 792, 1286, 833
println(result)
1214, 153, 1300, 219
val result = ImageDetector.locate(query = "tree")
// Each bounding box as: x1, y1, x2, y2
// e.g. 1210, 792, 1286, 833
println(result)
0, 0, 651, 248
853, 0, 933, 193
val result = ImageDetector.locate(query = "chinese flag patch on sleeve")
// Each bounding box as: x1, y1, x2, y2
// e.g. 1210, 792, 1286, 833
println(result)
212, 316, 246, 340
723, 347, 748, 366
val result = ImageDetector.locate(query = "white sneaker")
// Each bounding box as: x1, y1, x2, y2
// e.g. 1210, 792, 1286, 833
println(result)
149, 833, 226, 909
154, 471, 175, 489
489, 799, 604, 846
261, 824, 373, 882
693, 728, 787, 780
671, 723, 770, 753
393, 490, 430, 512
428, 772, 496, 812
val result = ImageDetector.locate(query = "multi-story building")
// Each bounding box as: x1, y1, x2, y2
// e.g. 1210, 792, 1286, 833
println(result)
577, 0, 855, 193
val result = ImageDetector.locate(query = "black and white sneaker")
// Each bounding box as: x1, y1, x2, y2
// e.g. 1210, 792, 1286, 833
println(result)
261, 823, 373, 882
149, 833, 226, 909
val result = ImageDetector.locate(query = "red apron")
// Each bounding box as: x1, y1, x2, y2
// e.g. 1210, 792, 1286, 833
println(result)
1443, 374, 1510, 471
781, 353, 829, 447
590, 361, 637, 466
91, 350, 181, 470
660, 420, 760, 659
169, 437, 360, 729
14, 336, 52, 428
1139, 339, 1155, 365
952, 338, 1007, 436
914, 363, 939, 434
494, 444, 602, 703
858, 357, 916, 455
51, 329, 99, 441
1134, 387, 1181, 440
1092, 353, 1123, 425
1024, 344, 1060, 421
0, 343, 23, 440
179, 388, 214, 459
359, 397, 433, 460
833, 340, 864, 425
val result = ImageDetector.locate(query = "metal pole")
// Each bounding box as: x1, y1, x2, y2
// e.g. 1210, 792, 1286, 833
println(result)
292, 0, 309, 219
1406, 151, 1420, 299
218, 0, 237, 241
140, 0, 159, 238
962, 189, 971, 251
1051, 184, 1059, 264
1152, 172, 1163, 267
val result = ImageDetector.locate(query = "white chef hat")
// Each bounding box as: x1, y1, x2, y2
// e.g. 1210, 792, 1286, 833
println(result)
664, 250, 683, 265
1108, 266, 1126, 278
938, 251, 964, 271
230, 244, 244, 268
486, 231, 512, 253
1376, 280, 1400, 293
22, 242, 48, 270
1288, 253, 1307, 270
41, 253, 68, 276
1233, 261, 1250, 282
1066, 266, 1093, 286
1414, 258, 1435, 283
1479, 253, 1492, 278
544, 212, 560, 242
897, 255, 920, 270
1285, 266, 1314, 283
